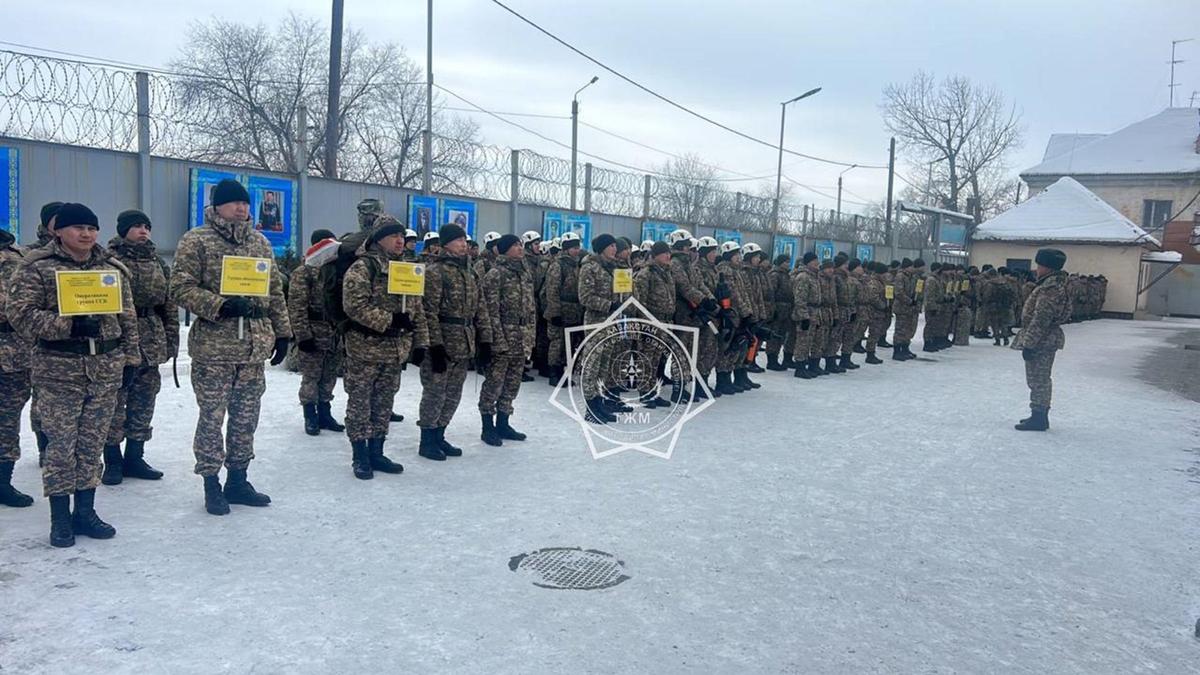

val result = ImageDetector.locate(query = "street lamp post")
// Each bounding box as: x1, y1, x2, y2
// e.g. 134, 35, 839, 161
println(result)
836, 164, 857, 221
571, 76, 599, 211
772, 87, 822, 236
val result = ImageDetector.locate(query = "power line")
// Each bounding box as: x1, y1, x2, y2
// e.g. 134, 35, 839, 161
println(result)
486, 0, 888, 170
445, 106, 569, 120
579, 120, 782, 182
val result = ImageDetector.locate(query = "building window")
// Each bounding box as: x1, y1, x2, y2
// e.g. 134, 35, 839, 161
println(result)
1007, 258, 1031, 273
1142, 200, 1173, 229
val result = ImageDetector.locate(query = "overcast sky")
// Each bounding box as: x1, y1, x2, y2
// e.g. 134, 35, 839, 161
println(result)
5, 0, 1199, 213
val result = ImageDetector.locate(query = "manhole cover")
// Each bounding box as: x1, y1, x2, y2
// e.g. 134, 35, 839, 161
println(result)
509, 547, 630, 590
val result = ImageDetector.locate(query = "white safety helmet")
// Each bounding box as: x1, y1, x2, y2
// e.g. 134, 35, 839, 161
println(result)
560, 231, 581, 244
689, 237, 699, 250
696, 236, 718, 250
629, 243, 641, 253
640, 239, 655, 251
719, 240, 742, 255
404, 228, 418, 240
423, 231, 440, 243
521, 230, 542, 244
483, 231, 501, 244
742, 242, 762, 255
547, 237, 562, 252
666, 228, 693, 246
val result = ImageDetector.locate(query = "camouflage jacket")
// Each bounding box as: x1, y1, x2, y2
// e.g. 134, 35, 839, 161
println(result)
848, 273, 868, 310
863, 275, 888, 312
8, 240, 139, 386
923, 274, 945, 313
634, 259, 674, 322
286, 263, 337, 351
472, 251, 494, 284
791, 267, 819, 323
545, 254, 584, 325
669, 252, 708, 326
1012, 271, 1070, 351
768, 265, 794, 322
579, 253, 619, 325
693, 257, 720, 315
817, 273, 838, 325
524, 254, 547, 310
482, 256, 535, 357
833, 268, 851, 319
0, 231, 31, 372
343, 244, 428, 363
422, 251, 489, 361
892, 269, 914, 314
108, 237, 179, 367
717, 259, 751, 320
748, 266, 770, 320
170, 208, 290, 364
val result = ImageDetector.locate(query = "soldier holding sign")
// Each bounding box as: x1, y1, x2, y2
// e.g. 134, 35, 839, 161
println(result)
170, 179, 291, 516
478, 234, 535, 446
8, 203, 139, 548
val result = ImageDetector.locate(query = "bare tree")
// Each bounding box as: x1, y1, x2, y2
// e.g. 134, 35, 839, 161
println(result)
881, 72, 1023, 222
651, 153, 740, 227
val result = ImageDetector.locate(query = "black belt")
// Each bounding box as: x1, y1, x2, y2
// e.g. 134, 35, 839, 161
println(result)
500, 319, 531, 327
135, 306, 157, 318
39, 338, 121, 355
439, 316, 472, 326
0, 322, 12, 333
348, 321, 407, 338
559, 295, 579, 303
307, 310, 327, 321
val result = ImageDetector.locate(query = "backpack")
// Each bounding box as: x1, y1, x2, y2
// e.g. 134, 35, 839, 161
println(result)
317, 229, 372, 327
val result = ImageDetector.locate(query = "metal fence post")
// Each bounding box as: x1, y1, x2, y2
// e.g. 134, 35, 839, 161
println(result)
295, 105, 308, 249
135, 72, 151, 214
642, 175, 651, 220
510, 150, 520, 234
584, 162, 593, 214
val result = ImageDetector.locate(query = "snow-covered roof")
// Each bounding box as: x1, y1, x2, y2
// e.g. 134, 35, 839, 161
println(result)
1142, 251, 1182, 262
1022, 108, 1200, 176
895, 201, 974, 222
1041, 133, 1107, 161
973, 176, 1159, 245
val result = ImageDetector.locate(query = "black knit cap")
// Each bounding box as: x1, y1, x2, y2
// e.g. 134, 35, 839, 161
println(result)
820, 259, 834, 269
930, 262, 942, 272
1035, 248, 1067, 271
311, 229, 335, 245
370, 221, 405, 245
848, 258, 861, 271
913, 258, 926, 268
802, 251, 817, 264
496, 233, 521, 255
834, 252, 848, 266
889, 260, 900, 269
211, 179, 250, 206
116, 209, 151, 238
40, 201, 64, 228
439, 223, 467, 247
650, 241, 671, 257
900, 258, 912, 269
592, 233, 617, 253
54, 203, 99, 229
615, 236, 632, 252
774, 253, 790, 265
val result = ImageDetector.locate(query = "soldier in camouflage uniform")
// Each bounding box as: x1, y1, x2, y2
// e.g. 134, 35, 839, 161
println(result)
953, 265, 972, 346
1011, 249, 1070, 431
839, 257, 864, 371
171, 179, 291, 516
26, 202, 64, 467
8, 204, 139, 547
921, 262, 947, 352
766, 254, 795, 371
419, 232, 441, 262
877, 260, 897, 348
634, 241, 676, 408
101, 209, 178, 486
474, 231, 500, 279
0, 225, 34, 507
288, 229, 345, 437
416, 224, 490, 460
341, 220, 425, 479
479, 234, 535, 446
847, 259, 874, 366
688, 236, 722, 396
521, 231, 550, 380
863, 262, 889, 364
715, 241, 759, 393
979, 266, 1012, 346
740, 244, 770, 375
576, 234, 623, 423
544, 231, 585, 385
816, 260, 844, 374
789, 252, 821, 379
891, 259, 918, 360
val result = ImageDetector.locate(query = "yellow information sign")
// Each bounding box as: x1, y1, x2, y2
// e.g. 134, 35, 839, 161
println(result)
963, 280, 970, 291
915, 279, 925, 294
219, 256, 272, 297
884, 285, 894, 300
387, 262, 426, 295
55, 270, 124, 316
612, 268, 633, 294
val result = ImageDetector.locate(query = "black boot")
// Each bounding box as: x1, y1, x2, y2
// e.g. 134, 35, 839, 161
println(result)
547, 365, 563, 387
302, 402, 320, 436
840, 353, 860, 370
390, 411, 404, 423
747, 360, 765, 374
603, 394, 634, 413
781, 354, 796, 369
521, 370, 535, 383
317, 402, 345, 432
742, 369, 762, 389
715, 372, 738, 396
865, 350, 884, 365
368, 437, 404, 473
496, 412, 527, 441
0, 461, 33, 507
892, 345, 906, 361
1015, 407, 1050, 431
1002, 336, 1010, 346
794, 360, 815, 379
351, 439, 373, 480
419, 427, 447, 461
900, 344, 917, 361
690, 380, 709, 400
101, 444, 124, 486
853, 339, 866, 354
585, 397, 617, 423
878, 336, 892, 348
730, 369, 750, 392
224, 468, 271, 507
36, 430, 47, 468
481, 414, 503, 447
824, 357, 843, 374
49, 494, 74, 547
203, 475, 230, 515
122, 440, 163, 480
71, 488, 115, 539
437, 428, 463, 457
766, 353, 786, 371
669, 385, 692, 403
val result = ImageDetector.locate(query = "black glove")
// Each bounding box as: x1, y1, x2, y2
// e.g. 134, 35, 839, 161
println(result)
390, 312, 415, 332
1022, 348, 1035, 361
700, 298, 719, 314
849, 313, 857, 323
609, 301, 621, 314
218, 297, 254, 319
270, 338, 289, 366
121, 365, 138, 388
832, 318, 839, 328
409, 347, 426, 366
476, 342, 493, 369
800, 319, 811, 331
297, 338, 318, 353
430, 344, 448, 373
70, 316, 103, 338
550, 316, 564, 327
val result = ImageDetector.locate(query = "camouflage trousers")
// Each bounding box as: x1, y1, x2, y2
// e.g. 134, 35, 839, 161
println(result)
36, 376, 118, 496
297, 346, 341, 404
674, 324, 716, 379
866, 310, 889, 352
0, 369, 30, 462
717, 330, 746, 373
105, 365, 162, 445
344, 358, 401, 442
893, 311, 919, 344
954, 309, 972, 345
533, 317, 549, 369
790, 319, 814, 362
838, 309, 857, 354
548, 322, 580, 368
580, 326, 618, 399
850, 309, 870, 349
823, 317, 842, 358
973, 306, 988, 333
1024, 348, 1056, 410
767, 316, 794, 363
190, 362, 265, 476
479, 355, 524, 415
418, 358, 468, 429
923, 310, 946, 344
984, 308, 1011, 338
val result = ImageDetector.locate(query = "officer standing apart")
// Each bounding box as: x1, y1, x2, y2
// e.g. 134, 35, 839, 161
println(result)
0, 222, 33, 507
170, 179, 291, 516
101, 209, 178, 485
1011, 248, 1070, 431
8, 203, 139, 547
479, 234, 534, 446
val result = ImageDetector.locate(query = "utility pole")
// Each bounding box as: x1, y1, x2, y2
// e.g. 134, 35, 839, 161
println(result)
324, 0, 344, 179
836, 164, 857, 221
570, 76, 598, 211
771, 87, 821, 238
423, 0, 433, 195
1191, 90, 1199, 107
1169, 38, 1193, 107
884, 137, 895, 243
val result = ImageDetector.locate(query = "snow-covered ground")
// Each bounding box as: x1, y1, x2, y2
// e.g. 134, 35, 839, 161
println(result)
2, 318, 1198, 673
